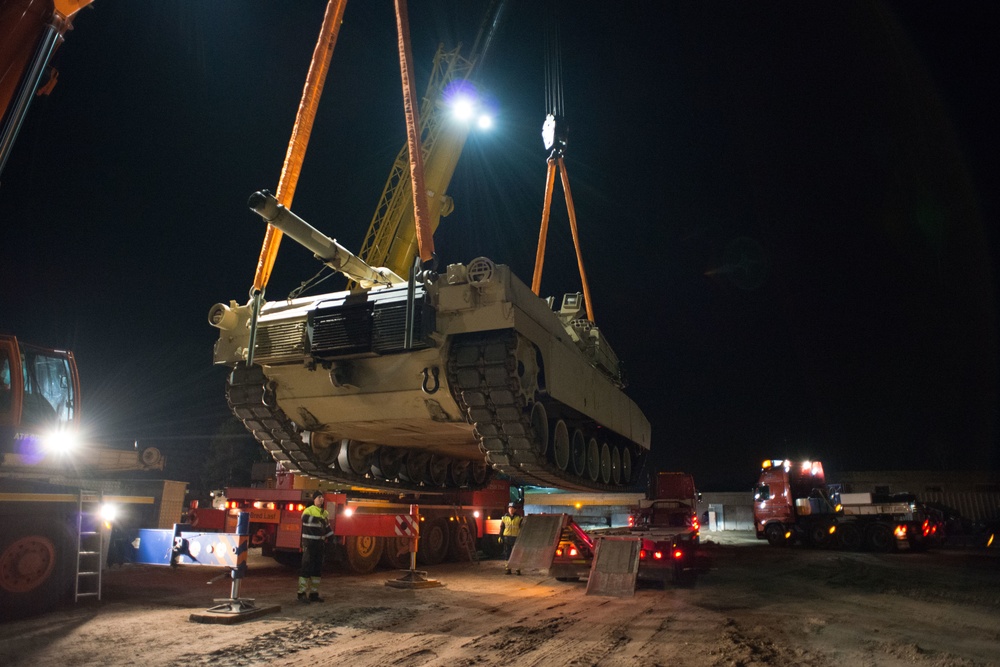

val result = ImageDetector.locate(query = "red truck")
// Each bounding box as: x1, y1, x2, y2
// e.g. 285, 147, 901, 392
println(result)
549, 472, 702, 587
187, 468, 511, 574
753, 459, 941, 551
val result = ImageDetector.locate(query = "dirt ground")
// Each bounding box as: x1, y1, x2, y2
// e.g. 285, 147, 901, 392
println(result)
1, 531, 998, 667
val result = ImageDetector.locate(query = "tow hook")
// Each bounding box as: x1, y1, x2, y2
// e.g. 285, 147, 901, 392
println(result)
421, 367, 440, 394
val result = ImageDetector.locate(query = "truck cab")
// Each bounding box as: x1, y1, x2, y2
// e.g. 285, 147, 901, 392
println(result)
1, 334, 81, 456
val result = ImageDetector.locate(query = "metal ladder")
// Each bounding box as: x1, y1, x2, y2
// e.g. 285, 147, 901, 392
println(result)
75, 490, 104, 602
450, 508, 479, 565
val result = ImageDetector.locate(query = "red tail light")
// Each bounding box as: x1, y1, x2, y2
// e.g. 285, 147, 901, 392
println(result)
569, 546, 579, 557
690, 517, 700, 531
628, 516, 635, 528
639, 549, 647, 560
673, 549, 684, 560
555, 547, 564, 557
653, 550, 663, 560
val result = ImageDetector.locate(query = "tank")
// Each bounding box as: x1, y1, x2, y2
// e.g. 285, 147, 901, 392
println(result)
210, 193, 651, 493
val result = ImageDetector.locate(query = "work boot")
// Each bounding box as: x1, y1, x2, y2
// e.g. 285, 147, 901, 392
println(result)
297, 593, 309, 604
309, 593, 325, 603
515, 569, 522, 576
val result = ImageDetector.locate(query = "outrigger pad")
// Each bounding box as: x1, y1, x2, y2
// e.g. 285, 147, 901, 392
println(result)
507, 514, 566, 573
585, 536, 640, 597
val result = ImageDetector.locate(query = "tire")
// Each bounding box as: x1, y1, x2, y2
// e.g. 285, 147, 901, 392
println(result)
808, 524, 832, 548
765, 523, 787, 547
866, 524, 895, 553
0, 518, 73, 619
380, 536, 412, 570
343, 535, 384, 574
838, 524, 863, 551
447, 522, 476, 562
416, 519, 449, 566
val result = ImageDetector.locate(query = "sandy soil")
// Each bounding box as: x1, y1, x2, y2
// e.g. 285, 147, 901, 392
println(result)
1, 532, 998, 667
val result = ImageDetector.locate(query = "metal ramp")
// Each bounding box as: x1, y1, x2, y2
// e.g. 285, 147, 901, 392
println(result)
585, 536, 641, 597
506, 514, 567, 574
74, 491, 104, 602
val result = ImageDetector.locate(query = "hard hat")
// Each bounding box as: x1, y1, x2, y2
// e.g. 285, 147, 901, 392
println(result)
508, 502, 516, 508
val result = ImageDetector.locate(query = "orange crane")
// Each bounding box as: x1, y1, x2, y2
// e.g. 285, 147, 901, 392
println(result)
0, 0, 93, 178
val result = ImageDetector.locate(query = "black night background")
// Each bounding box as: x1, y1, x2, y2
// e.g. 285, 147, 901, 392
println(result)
1, 1, 997, 492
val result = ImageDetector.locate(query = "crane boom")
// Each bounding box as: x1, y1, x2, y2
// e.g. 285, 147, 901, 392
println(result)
356, 44, 475, 278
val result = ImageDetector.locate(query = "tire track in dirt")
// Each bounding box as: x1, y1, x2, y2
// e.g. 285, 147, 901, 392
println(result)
174, 606, 416, 666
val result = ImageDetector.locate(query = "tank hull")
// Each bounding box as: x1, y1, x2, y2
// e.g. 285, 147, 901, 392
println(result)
213, 259, 650, 492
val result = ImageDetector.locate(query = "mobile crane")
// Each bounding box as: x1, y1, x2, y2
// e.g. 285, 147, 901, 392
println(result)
0, 334, 183, 616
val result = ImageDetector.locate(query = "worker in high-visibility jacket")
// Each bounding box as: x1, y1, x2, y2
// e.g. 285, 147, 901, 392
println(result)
500, 502, 524, 575
298, 491, 334, 602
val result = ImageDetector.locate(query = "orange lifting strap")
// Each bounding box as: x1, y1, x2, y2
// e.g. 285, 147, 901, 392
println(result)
251, 0, 348, 294
394, 0, 434, 265
531, 156, 595, 322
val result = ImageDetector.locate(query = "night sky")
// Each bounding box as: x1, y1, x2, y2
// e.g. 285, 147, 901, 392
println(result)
2, 1, 997, 491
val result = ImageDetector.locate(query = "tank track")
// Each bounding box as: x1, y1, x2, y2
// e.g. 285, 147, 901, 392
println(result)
447, 330, 647, 492
225, 364, 490, 492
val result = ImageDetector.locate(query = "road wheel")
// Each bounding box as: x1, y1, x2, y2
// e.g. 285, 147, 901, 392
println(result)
553, 420, 570, 471
371, 447, 404, 480
427, 455, 450, 487
380, 536, 411, 570
343, 535, 383, 574
838, 524, 863, 551
765, 523, 787, 547
599, 442, 612, 484
610, 446, 621, 485
0, 519, 72, 619
586, 437, 600, 482
866, 524, 895, 552
570, 429, 587, 477
416, 519, 449, 566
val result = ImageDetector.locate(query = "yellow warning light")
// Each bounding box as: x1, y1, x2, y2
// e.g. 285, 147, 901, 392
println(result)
761, 460, 772, 469
828, 525, 837, 535
574, 502, 582, 510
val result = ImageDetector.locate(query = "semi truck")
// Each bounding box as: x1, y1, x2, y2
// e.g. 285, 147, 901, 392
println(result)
0, 334, 186, 616
753, 459, 940, 552
186, 466, 513, 574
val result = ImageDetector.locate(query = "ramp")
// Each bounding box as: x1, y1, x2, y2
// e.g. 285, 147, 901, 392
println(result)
506, 514, 567, 573
585, 536, 640, 597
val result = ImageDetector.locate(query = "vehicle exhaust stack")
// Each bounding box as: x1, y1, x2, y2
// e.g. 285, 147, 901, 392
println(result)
247, 190, 403, 288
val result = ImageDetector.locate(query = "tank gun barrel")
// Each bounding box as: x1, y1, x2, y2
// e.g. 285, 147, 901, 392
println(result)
247, 190, 403, 288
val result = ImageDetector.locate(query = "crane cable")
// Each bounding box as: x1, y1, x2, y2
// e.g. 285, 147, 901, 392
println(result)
250, 0, 347, 296
246, 0, 347, 366
531, 5, 595, 322
394, 0, 434, 266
